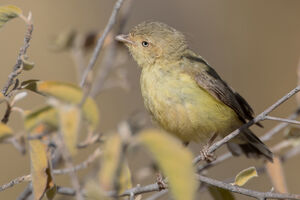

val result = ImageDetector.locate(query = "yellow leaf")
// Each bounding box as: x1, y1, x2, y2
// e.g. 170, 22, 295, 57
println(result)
59, 105, 81, 155
137, 129, 198, 200
29, 125, 54, 200
234, 166, 258, 186
0, 123, 13, 142
266, 156, 288, 193
99, 134, 132, 193
0, 5, 22, 29
208, 186, 235, 200
25, 106, 58, 131
37, 81, 99, 130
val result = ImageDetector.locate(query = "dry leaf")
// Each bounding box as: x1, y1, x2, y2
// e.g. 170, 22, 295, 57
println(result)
99, 134, 132, 193
29, 125, 55, 200
234, 166, 257, 186
58, 104, 81, 155
137, 129, 198, 200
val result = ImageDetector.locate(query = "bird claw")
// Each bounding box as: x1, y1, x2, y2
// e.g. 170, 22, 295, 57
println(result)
199, 145, 216, 163
156, 173, 167, 190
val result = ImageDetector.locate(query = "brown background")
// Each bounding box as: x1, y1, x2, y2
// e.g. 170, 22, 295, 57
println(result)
1, 0, 300, 199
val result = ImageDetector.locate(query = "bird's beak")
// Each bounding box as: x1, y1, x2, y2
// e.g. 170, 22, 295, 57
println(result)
115, 34, 134, 44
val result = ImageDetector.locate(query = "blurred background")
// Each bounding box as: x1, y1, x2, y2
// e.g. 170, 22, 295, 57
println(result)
1, 0, 300, 199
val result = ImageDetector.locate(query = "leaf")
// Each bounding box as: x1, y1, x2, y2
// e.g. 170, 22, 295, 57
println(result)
21, 79, 39, 91
49, 28, 76, 51
208, 186, 235, 200
137, 129, 198, 200
21, 55, 35, 71
266, 156, 288, 193
234, 166, 258, 186
58, 104, 81, 155
36, 81, 99, 130
284, 126, 300, 146
12, 91, 27, 103
25, 106, 58, 131
29, 125, 54, 200
85, 181, 113, 200
0, 5, 22, 29
0, 123, 13, 142
99, 134, 132, 193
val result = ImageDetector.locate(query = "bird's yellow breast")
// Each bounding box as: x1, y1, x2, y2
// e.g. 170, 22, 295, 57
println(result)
140, 64, 242, 143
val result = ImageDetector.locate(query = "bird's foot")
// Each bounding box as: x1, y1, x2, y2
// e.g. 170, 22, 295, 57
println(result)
156, 173, 167, 190
199, 144, 216, 163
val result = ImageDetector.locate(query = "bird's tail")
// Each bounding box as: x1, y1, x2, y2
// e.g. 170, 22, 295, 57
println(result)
227, 129, 273, 162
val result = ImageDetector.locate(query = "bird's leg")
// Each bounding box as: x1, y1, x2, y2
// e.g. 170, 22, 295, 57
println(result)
156, 172, 167, 190
199, 133, 218, 163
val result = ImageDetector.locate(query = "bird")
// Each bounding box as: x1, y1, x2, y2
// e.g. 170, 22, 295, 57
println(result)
115, 21, 273, 162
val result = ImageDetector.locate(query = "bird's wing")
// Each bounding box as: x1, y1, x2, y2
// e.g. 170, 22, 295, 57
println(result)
182, 52, 255, 123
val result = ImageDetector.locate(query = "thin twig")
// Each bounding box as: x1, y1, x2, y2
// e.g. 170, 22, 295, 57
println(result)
261, 108, 300, 142
264, 116, 300, 126
80, 0, 126, 87
53, 147, 101, 175
2, 14, 33, 96
0, 175, 31, 192
197, 174, 300, 200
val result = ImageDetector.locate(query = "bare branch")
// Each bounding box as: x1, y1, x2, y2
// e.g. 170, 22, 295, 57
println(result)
264, 116, 300, 126
0, 175, 31, 192
53, 147, 101, 175
80, 0, 126, 87
197, 174, 300, 200
261, 108, 300, 142
1, 14, 34, 96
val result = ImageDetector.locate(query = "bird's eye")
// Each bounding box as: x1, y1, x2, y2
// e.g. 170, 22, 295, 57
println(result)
142, 41, 149, 47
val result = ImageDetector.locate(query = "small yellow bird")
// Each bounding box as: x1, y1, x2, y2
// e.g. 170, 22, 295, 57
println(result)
116, 21, 273, 161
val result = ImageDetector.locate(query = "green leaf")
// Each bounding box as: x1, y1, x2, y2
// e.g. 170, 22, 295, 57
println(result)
0, 5, 22, 29
21, 79, 39, 91
36, 81, 99, 131
137, 129, 198, 200
21, 55, 35, 71
208, 186, 235, 200
0, 123, 13, 142
25, 106, 58, 131
234, 166, 257, 186
58, 105, 81, 155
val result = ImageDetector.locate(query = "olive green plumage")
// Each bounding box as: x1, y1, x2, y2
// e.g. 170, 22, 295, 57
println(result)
116, 21, 273, 161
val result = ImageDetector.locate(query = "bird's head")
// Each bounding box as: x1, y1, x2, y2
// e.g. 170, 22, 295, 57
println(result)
116, 21, 188, 67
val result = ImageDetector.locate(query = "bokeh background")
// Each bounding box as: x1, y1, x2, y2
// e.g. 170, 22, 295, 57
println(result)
1, 0, 300, 199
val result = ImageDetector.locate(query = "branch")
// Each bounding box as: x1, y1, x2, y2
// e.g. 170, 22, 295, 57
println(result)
197, 174, 300, 200
1, 14, 33, 96
265, 116, 300, 126
80, 0, 126, 87
261, 108, 300, 142
193, 85, 300, 164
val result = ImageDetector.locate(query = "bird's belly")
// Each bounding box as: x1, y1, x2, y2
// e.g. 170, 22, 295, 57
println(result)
141, 68, 241, 143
